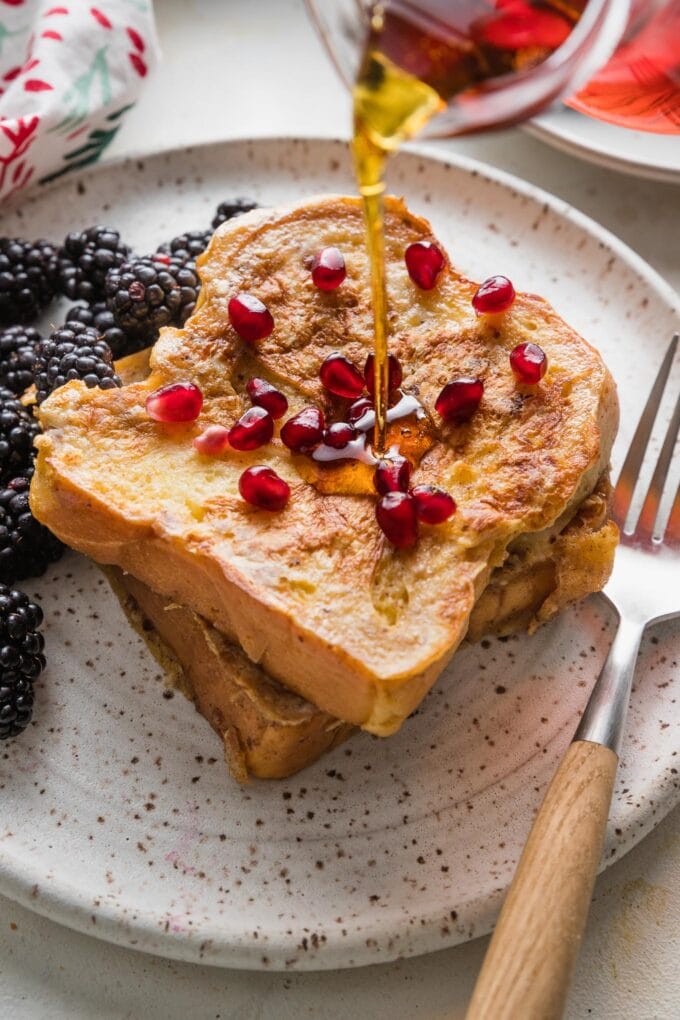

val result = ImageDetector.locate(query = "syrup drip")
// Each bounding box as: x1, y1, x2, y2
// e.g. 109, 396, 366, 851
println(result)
299, 392, 436, 497
312, 432, 377, 467
352, 392, 425, 433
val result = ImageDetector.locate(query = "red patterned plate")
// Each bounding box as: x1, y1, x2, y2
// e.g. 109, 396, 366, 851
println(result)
567, 1, 680, 134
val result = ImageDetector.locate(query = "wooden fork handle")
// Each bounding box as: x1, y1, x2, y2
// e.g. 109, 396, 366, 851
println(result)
466, 740, 618, 1020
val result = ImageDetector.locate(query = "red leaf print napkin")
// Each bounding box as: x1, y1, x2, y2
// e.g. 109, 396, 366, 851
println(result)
0, 0, 160, 202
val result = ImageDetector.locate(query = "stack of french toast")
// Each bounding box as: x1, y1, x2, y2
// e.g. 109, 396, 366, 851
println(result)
29, 195, 618, 780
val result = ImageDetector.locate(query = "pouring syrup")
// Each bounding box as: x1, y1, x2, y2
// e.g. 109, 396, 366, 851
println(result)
351, 0, 583, 452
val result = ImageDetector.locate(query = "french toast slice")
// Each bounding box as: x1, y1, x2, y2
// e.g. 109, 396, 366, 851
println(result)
106, 471, 616, 781
103, 353, 617, 781
30, 195, 618, 735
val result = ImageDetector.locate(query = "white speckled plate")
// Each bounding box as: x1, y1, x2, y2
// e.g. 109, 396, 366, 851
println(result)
1, 138, 679, 971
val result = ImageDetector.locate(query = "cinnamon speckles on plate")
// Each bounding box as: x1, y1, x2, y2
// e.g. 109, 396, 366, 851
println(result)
0, 138, 678, 971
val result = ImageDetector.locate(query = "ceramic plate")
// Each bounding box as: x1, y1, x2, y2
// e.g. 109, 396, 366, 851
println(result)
526, 108, 680, 183
1, 138, 679, 971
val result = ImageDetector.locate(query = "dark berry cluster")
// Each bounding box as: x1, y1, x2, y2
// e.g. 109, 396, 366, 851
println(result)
157, 229, 211, 266
33, 322, 121, 406
0, 238, 57, 326
1, 196, 257, 349
0, 477, 63, 584
105, 256, 200, 342
56, 225, 130, 303
0, 586, 45, 740
0, 326, 42, 395
0, 387, 40, 483
65, 302, 131, 359
212, 197, 258, 229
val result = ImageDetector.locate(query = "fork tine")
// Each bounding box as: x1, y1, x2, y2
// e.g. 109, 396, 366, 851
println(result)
634, 386, 680, 540
612, 333, 678, 528
665, 482, 680, 546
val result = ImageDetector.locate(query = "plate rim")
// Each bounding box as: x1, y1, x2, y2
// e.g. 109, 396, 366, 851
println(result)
1, 134, 679, 971
525, 114, 680, 185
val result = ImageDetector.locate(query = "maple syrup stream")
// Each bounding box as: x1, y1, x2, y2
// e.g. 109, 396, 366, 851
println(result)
350, 0, 581, 454
352, 12, 443, 453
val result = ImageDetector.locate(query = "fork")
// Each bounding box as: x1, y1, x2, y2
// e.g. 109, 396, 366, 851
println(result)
466, 333, 680, 1020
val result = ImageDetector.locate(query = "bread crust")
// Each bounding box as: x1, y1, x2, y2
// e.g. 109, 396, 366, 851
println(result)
105, 472, 616, 780
107, 568, 353, 781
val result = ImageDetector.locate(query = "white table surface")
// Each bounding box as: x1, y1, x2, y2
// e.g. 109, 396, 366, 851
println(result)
2, 1, 679, 1017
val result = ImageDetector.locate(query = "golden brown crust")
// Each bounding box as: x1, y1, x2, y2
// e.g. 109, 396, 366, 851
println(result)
31, 195, 618, 734
468, 474, 618, 640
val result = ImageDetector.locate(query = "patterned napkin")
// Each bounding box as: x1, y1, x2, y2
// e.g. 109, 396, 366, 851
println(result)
0, 0, 159, 203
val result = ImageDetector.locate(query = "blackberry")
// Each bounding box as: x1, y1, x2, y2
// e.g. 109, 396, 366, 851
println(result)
0, 477, 63, 584
105, 255, 200, 342
0, 325, 42, 395
56, 225, 130, 303
211, 197, 258, 229
34, 322, 121, 405
0, 387, 39, 481
0, 237, 57, 326
157, 229, 211, 267
0, 585, 45, 740
65, 302, 137, 359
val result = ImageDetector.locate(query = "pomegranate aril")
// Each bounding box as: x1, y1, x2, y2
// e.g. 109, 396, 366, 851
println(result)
411, 485, 456, 525
280, 406, 325, 452
246, 377, 288, 419
477, 4, 572, 50
364, 352, 403, 396
228, 406, 274, 451
435, 377, 484, 424
375, 492, 418, 548
510, 342, 548, 385
146, 381, 203, 423
311, 247, 346, 291
228, 293, 274, 342
348, 396, 374, 424
323, 422, 356, 449
239, 465, 290, 512
193, 425, 230, 455
404, 241, 444, 290
472, 275, 516, 315
319, 352, 365, 399
374, 454, 411, 495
